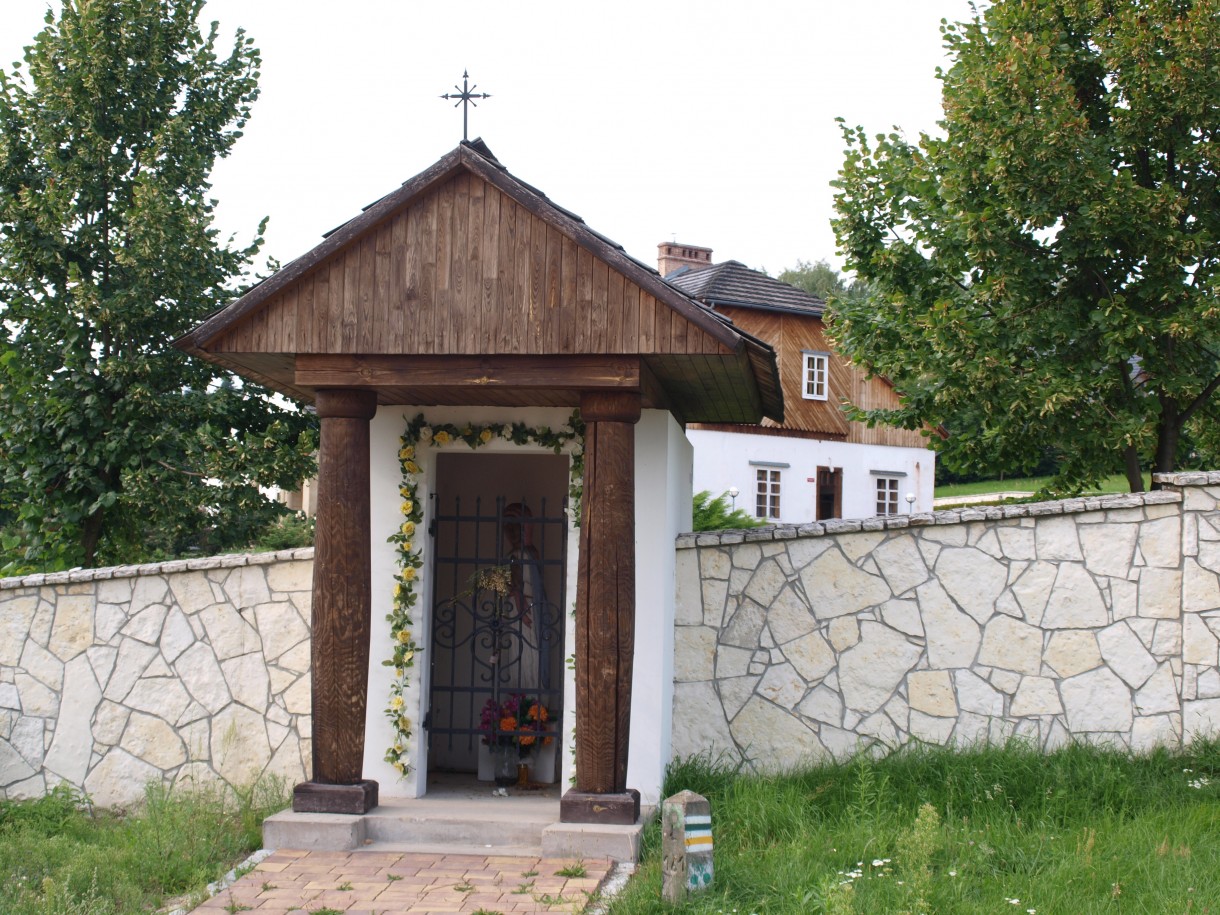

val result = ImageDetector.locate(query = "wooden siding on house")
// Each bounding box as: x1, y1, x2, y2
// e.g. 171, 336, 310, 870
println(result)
210, 172, 731, 360
715, 305, 927, 449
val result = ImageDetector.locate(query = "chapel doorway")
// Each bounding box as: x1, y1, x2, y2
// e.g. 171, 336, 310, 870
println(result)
426, 452, 568, 784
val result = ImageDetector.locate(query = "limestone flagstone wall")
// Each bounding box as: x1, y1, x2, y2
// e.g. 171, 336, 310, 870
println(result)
671, 473, 1220, 768
10, 472, 1220, 807
0, 549, 314, 807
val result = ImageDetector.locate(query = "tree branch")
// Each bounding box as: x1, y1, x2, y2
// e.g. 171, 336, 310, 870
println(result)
156, 459, 208, 479
1179, 371, 1220, 426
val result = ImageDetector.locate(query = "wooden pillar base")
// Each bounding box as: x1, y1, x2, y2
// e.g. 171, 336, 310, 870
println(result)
560, 787, 640, 825
292, 779, 379, 815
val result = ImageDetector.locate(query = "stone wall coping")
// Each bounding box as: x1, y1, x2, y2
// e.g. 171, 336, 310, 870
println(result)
677, 487, 1187, 549
1155, 470, 1220, 486
0, 547, 316, 591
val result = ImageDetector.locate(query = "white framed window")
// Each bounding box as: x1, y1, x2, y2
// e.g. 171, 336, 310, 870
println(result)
802, 351, 829, 401
755, 468, 781, 519
875, 476, 900, 516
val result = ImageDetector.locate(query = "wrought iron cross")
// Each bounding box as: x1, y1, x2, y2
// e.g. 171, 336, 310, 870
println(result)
441, 70, 491, 142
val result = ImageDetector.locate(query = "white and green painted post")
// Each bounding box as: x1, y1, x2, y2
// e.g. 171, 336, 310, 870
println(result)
662, 789, 713, 903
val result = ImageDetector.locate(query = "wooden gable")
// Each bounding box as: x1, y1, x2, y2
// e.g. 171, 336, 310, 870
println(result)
179, 143, 783, 424
209, 171, 728, 359
710, 305, 927, 448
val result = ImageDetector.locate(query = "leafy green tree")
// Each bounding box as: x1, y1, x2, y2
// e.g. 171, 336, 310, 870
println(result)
831, 0, 1220, 492
778, 259, 871, 305
692, 490, 765, 532
0, 0, 316, 570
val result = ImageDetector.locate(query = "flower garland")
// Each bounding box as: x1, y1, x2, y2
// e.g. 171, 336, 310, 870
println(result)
384, 410, 585, 777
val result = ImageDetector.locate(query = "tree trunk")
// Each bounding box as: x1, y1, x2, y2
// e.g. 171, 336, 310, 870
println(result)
81, 510, 104, 568
1122, 444, 1145, 493
1151, 399, 1181, 491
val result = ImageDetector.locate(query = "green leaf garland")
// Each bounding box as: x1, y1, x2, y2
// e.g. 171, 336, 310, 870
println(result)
384, 411, 585, 777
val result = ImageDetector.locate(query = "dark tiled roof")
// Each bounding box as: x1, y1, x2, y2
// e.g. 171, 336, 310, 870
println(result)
666, 261, 826, 317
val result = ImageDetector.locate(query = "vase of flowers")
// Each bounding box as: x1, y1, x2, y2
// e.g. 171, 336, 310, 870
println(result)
478, 693, 554, 785
490, 745, 518, 786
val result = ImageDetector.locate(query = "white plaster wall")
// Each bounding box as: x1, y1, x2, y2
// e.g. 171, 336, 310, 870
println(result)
687, 428, 936, 523
365, 406, 581, 798
366, 408, 421, 796
627, 411, 692, 805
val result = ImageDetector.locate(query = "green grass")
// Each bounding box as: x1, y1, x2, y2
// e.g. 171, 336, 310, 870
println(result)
0, 778, 288, 915
934, 473, 1137, 500
608, 742, 1220, 914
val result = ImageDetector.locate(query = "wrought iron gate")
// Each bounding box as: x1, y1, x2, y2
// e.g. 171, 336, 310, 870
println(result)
427, 494, 566, 765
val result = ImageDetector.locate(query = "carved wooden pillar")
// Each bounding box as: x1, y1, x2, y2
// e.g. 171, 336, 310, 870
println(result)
561, 391, 642, 825
293, 388, 380, 814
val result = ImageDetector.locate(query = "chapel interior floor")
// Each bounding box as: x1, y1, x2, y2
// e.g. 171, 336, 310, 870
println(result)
423, 769, 563, 802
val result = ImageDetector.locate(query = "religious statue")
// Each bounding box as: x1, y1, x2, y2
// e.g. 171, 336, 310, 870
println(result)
499, 502, 551, 695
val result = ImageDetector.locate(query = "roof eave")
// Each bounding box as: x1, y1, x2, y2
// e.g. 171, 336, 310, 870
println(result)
705, 297, 825, 319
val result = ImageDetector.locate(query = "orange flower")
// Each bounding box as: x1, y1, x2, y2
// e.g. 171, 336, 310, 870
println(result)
499, 716, 518, 732
520, 734, 536, 746
529, 703, 548, 723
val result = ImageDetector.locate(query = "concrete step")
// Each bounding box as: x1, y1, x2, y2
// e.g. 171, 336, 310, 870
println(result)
262, 789, 562, 854
260, 777, 647, 861
361, 796, 559, 848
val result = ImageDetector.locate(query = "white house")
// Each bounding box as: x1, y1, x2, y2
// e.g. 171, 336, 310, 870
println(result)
660, 245, 938, 522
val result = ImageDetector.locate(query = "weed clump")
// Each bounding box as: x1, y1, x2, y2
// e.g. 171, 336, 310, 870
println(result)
0, 777, 288, 915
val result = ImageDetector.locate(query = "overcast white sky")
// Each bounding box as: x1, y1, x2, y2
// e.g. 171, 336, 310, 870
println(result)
1, 0, 978, 278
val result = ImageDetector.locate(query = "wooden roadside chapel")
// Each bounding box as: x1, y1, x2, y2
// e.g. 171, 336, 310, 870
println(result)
177, 140, 782, 836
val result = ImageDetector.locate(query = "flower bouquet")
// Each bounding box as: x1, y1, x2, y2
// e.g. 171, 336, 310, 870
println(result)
478, 692, 556, 790
479, 693, 554, 755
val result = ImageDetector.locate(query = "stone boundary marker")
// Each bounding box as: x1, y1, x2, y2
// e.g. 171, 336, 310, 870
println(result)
662, 789, 713, 903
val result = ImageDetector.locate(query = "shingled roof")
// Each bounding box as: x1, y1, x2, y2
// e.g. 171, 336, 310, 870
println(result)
667, 261, 826, 317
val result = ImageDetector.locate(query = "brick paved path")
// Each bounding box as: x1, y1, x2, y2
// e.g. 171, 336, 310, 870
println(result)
187, 850, 615, 914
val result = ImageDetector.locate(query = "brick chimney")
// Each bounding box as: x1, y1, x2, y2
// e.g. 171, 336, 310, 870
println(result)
657, 242, 713, 278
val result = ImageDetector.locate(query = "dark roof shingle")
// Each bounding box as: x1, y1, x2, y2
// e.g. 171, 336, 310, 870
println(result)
667, 261, 826, 317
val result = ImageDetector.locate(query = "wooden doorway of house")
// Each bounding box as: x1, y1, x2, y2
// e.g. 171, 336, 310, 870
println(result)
816, 466, 842, 521
427, 452, 568, 787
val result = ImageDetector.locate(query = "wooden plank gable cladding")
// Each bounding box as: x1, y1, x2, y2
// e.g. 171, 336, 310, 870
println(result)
210, 173, 725, 361
181, 142, 782, 425
710, 305, 926, 449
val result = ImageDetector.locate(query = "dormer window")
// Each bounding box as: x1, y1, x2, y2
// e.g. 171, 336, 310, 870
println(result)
803, 351, 829, 401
